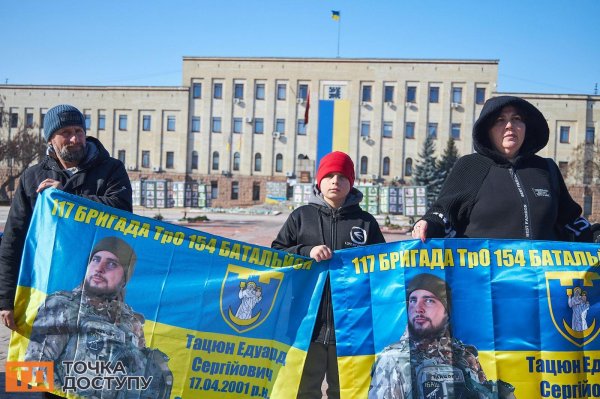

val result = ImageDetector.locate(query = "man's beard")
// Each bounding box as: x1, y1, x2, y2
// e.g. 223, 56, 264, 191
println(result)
408, 316, 449, 341
59, 144, 86, 164
83, 276, 120, 298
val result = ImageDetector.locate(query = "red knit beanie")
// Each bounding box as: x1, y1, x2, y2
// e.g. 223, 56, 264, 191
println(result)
316, 151, 355, 188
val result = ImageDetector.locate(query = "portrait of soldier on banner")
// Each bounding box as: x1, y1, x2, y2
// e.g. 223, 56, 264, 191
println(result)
369, 273, 516, 399
25, 236, 173, 399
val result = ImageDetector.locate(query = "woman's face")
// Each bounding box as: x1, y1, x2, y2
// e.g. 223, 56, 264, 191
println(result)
488, 105, 526, 160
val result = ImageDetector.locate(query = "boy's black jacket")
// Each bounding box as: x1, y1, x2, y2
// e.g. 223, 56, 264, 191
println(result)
272, 186, 385, 343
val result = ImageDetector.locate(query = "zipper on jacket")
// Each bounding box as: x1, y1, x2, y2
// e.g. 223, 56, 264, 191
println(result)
323, 211, 338, 344
509, 167, 532, 238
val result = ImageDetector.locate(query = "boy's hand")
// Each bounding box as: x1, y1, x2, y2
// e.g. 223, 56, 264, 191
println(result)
310, 245, 332, 262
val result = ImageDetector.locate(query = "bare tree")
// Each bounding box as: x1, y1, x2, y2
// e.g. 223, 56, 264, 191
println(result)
566, 142, 600, 186
0, 97, 47, 201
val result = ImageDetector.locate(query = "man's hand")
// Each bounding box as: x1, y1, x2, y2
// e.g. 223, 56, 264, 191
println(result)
1, 309, 16, 331
36, 178, 63, 193
310, 245, 332, 262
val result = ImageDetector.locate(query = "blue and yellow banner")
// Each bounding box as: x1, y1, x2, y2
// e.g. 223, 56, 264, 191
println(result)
8, 189, 600, 398
317, 99, 351, 165
330, 239, 600, 398
8, 189, 325, 398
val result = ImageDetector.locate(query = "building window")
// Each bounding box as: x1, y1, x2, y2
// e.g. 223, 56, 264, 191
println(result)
276, 119, 285, 134
117, 150, 126, 164
560, 126, 570, 143
40, 111, 46, 130
406, 86, 417, 103
10, 113, 18, 128
360, 156, 368, 174
362, 85, 372, 102
360, 121, 370, 137
212, 151, 220, 170
429, 87, 439, 103
255, 84, 265, 100
405, 122, 415, 139
383, 122, 393, 138
167, 116, 176, 131
297, 119, 306, 135
26, 112, 34, 128
233, 118, 243, 133
213, 83, 223, 99
452, 87, 463, 104
252, 182, 260, 201
142, 151, 150, 168
142, 115, 151, 131
275, 154, 283, 172
191, 151, 198, 170
254, 153, 262, 172
233, 152, 241, 171
384, 86, 394, 103
585, 127, 595, 144
428, 123, 438, 139
193, 83, 202, 99
476, 88, 486, 104
212, 117, 222, 133
383, 157, 390, 176
277, 84, 286, 100
84, 114, 91, 130
254, 118, 264, 134
98, 114, 106, 130
119, 115, 127, 131
451, 123, 461, 139
211, 181, 218, 199
298, 84, 308, 100
231, 181, 239, 200
405, 158, 413, 176
166, 151, 174, 169
234, 83, 244, 99
191, 117, 201, 133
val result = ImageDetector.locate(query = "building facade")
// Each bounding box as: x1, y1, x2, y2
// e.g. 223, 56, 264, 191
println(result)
1, 57, 598, 214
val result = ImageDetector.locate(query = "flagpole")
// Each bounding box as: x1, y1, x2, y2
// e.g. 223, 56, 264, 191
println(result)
337, 18, 341, 58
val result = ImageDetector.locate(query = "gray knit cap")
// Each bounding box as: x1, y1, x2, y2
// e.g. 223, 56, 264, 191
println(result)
43, 104, 86, 141
89, 237, 137, 283
406, 273, 451, 312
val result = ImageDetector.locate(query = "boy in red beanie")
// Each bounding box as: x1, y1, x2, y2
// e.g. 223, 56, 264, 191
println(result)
272, 151, 385, 399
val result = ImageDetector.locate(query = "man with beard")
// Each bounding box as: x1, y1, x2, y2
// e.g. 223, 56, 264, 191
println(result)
368, 274, 516, 399
0, 104, 132, 332
25, 236, 173, 399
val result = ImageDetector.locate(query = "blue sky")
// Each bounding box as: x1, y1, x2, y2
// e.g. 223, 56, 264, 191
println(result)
1, 1, 598, 95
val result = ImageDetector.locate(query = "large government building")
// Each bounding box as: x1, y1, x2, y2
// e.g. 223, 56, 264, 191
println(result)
1, 57, 598, 216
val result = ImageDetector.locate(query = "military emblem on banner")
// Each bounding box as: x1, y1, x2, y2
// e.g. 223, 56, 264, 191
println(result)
220, 264, 283, 333
546, 271, 600, 347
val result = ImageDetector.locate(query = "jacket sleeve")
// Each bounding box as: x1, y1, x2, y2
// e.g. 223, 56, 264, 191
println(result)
551, 161, 592, 242
271, 211, 314, 258
80, 161, 133, 212
0, 176, 34, 309
420, 156, 488, 238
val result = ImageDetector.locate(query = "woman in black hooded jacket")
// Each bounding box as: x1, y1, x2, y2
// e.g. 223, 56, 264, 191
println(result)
412, 95, 592, 242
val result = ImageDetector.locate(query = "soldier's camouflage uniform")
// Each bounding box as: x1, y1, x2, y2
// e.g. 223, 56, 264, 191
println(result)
25, 287, 173, 399
369, 331, 516, 399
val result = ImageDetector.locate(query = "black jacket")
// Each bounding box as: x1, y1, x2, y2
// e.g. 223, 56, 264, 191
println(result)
421, 96, 592, 241
0, 137, 132, 309
272, 186, 385, 343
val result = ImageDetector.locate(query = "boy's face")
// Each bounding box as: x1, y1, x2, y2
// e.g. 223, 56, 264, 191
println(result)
320, 173, 351, 208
